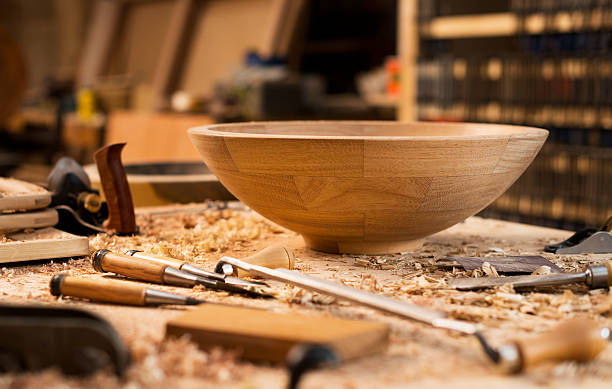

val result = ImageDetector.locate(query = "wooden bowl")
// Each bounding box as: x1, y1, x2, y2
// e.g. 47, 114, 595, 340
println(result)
188, 121, 548, 254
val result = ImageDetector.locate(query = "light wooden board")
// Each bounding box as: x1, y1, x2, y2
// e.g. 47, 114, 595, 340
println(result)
166, 304, 390, 363
179, 0, 280, 97
105, 110, 213, 163
0, 227, 88, 263
0, 177, 51, 211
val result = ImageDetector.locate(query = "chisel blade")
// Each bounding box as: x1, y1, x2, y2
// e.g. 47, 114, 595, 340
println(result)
449, 272, 587, 290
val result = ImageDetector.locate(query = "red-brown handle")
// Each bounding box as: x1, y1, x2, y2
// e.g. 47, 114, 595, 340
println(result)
93, 143, 137, 235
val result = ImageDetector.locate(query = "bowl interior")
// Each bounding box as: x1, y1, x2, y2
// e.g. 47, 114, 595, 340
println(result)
194, 121, 547, 138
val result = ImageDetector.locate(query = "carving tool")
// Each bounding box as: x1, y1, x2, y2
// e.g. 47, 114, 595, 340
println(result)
216, 257, 611, 372
449, 259, 612, 291
0, 304, 130, 376
50, 274, 203, 306
126, 244, 294, 287
92, 250, 270, 298
124, 250, 268, 288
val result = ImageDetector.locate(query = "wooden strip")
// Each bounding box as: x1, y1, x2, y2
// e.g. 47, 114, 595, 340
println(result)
150, 0, 196, 110
422, 13, 518, 39
0, 227, 88, 263
76, 0, 122, 88
0, 209, 58, 232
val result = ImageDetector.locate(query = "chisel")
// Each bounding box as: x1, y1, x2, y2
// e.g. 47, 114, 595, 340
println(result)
50, 274, 203, 306
449, 259, 612, 290
123, 245, 294, 287
92, 250, 270, 298
216, 256, 611, 372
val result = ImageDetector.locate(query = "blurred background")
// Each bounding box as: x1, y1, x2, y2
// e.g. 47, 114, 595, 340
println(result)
0, 0, 610, 232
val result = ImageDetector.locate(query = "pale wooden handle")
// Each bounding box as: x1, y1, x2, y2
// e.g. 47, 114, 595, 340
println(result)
128, 251, 186, 269
0, 209, 58, 232
236, 245, 295, 278
516, 318, 608, 369
92, 250, 166, 283
50, 274, 146, 305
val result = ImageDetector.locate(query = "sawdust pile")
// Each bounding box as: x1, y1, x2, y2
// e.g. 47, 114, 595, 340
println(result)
91, 207, 281, 263
0, 336, 260, 389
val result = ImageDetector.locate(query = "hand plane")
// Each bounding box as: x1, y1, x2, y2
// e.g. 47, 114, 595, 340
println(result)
0, 143, 137, 236
0, 304, 130, 376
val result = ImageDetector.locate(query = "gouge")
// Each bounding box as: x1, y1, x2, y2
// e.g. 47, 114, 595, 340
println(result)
50, 274, 203, 306
92, 250, 270, 298
449, 259, 612, 290
124, 250, 268, 288
217, 257, 611, 372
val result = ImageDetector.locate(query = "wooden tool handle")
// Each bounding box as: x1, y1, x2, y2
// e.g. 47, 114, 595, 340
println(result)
50, 273, 147, 305
235, 245, 295, 278
126, 251, 186, 268
514, 318, 608, 370
0, 209, 58, 232
606, 260, 612, 286
92, 250, 166, 283
93, 143, 137, 235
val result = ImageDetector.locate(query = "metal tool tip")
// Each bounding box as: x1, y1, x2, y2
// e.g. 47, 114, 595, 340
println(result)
185, 297, 204, 305
474, 332, 501, 363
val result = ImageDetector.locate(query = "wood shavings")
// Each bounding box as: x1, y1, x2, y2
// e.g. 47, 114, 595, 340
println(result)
532, 265, 552, 275
481, 262, 499, 277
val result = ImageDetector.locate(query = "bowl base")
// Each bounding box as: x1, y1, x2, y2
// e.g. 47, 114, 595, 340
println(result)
303, 236, 424, 255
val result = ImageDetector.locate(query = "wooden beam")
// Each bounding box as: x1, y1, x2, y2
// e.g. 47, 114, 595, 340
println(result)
150, 0, 196, 111
77, 0, 123, 88
397, 0, 418, 121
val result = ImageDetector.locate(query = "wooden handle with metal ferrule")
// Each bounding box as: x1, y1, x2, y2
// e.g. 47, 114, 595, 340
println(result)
92, 250, 167, 283
93, 143, 137, 235
50, 273, 147, 305
126, 250, 186, 268
513, 318, 609, 371
233, 245, 295, 278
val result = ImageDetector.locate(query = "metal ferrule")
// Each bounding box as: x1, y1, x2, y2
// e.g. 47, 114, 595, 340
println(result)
162, 267, 198, 287
144, 289, 189, 305
585, 265, 610, 289
496, 343, 522, 373
92, 249, 111, 272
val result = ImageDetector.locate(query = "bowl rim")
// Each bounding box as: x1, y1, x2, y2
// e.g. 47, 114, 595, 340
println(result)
188, 120, 548, 141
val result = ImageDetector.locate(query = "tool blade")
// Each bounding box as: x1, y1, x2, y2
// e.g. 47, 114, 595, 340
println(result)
449, 272, 586, 290
219, 257, 478, 335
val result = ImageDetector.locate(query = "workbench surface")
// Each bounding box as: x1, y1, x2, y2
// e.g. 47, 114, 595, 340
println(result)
1, 204, 611, 388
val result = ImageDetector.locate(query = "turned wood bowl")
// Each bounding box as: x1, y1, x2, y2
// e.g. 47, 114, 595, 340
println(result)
188, 121, 548, 254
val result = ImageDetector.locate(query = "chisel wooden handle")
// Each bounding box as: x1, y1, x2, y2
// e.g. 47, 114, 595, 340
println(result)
227, 245, 295, 278
50, 273, 146, 305
507, 318, 609, 372
93, 250, 166, 283
125, 251, 186, 268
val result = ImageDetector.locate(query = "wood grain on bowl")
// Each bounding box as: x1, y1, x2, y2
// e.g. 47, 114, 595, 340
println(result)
189, 122, 548, 254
